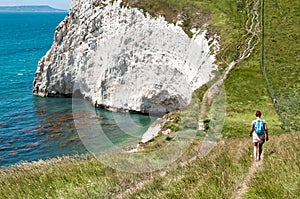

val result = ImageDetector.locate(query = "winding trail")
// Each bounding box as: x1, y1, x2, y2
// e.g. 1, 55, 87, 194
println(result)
233, 156, 263, 199
201, 0, 260, 106
115, 0, 261, 198
202, 1, 262, 198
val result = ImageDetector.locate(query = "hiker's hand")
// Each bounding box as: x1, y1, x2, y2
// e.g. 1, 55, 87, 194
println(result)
249, 132, 252, 137
266, 136, 269, 141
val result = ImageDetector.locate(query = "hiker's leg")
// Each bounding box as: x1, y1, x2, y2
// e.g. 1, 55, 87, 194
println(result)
258, 143, 263, 160
253, 142, 258, 161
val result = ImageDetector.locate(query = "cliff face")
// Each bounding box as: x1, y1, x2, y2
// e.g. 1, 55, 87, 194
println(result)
33, 0, 218, 114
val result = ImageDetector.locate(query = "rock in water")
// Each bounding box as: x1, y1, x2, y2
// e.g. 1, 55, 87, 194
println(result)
33, 0, 219, 115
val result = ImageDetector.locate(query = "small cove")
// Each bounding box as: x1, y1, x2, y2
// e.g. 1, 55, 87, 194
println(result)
0, 12, 154, 167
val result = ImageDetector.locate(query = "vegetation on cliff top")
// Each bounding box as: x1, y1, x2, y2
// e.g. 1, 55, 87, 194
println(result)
121, 0, 249, 68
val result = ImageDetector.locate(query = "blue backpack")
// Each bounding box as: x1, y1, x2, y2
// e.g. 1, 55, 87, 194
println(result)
254, 119, 265, 134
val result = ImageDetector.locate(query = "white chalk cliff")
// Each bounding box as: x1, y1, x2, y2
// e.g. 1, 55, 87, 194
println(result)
33, 0, 219, 115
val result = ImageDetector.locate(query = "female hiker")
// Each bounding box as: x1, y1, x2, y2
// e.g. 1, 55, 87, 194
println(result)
249, 110, 269, 161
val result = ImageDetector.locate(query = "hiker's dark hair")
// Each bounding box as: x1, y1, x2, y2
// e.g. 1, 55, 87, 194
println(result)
255, 110, 262, 117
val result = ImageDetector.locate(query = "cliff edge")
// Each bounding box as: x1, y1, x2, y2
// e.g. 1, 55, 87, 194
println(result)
33, 0, 219, 115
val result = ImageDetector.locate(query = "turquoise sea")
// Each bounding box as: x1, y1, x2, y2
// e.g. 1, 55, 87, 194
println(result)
0, 12, 153, 167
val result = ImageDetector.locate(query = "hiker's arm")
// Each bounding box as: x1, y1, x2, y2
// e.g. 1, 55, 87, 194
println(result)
265, 123, 269, 141
249, 125, 254, 137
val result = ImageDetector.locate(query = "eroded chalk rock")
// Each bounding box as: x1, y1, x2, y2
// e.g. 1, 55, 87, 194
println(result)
33, 0, 218, 114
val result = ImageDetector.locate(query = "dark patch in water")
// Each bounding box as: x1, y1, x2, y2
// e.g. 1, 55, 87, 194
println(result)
60, 136, 80, 147
22, 142, 39, 149
47, 133, 64, 139
0, 122, 7, 128
36, 109, 46, 115
8, 152, 18, 156
23, 126, 41, 134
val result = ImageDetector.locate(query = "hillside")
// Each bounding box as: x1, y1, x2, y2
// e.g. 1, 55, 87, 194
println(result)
0, 132, 298, 198
262, 0, 300, 131
0, 0, 299, 198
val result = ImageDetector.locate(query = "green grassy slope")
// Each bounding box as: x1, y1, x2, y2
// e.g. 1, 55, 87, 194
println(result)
245, 133, 300, 198
223, 51, 285, 138
128, 133, 300, 198
1, 133, 298, 198
262, 0, 300, 131
129, 139, 254, 198
0, 155, 152, 198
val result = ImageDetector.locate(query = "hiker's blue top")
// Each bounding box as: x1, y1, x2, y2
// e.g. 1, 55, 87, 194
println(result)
252, 119, 266, 134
